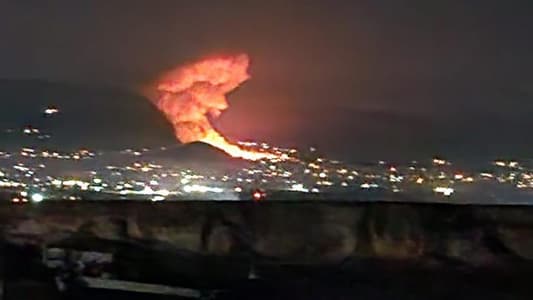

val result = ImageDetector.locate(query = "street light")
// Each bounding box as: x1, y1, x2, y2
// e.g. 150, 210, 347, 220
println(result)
31, 193, 44, 202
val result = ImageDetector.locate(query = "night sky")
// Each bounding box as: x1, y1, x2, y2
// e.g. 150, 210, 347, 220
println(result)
0, 1, 531, 161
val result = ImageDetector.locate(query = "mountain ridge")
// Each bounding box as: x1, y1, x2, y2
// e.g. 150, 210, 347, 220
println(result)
0, 78, 176, 151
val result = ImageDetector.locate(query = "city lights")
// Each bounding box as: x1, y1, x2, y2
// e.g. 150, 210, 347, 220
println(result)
0, 139, 529, 203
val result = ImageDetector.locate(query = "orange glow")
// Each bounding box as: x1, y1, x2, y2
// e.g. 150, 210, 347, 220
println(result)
200, 131, 277, 161
151, 54, 279, 161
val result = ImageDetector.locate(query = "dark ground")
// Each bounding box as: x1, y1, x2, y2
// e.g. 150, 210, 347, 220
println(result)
2, 200, 533, 299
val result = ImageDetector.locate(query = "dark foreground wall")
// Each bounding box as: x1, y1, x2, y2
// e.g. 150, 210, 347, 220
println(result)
2, 201, 533, 267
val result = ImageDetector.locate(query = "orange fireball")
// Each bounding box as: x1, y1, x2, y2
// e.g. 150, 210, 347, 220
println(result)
151, 54, 278, 161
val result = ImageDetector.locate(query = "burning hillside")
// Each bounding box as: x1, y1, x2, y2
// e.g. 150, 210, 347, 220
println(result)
150, 54, 279, 161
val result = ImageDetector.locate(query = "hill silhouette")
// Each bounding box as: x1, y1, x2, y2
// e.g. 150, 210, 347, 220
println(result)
2, 79, 530, 163
0, 79, 175, 151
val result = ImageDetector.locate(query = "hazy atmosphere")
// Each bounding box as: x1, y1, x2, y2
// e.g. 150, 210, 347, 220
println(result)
1, 1, 532, 160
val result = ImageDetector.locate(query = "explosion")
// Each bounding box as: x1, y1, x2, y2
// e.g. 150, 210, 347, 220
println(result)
151, 54, 277, 161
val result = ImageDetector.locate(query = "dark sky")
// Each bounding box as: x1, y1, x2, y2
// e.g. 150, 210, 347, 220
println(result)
0, 1, 532, 160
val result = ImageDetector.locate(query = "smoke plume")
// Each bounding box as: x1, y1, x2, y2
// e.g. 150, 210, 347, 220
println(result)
150, 54, 276, 161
